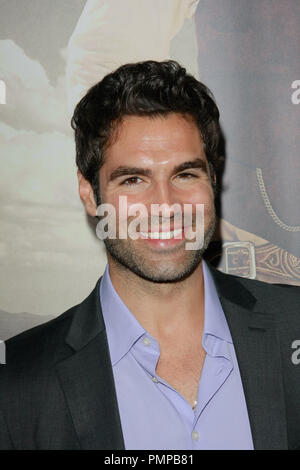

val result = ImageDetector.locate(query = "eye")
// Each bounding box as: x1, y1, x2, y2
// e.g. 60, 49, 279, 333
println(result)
120, 176, 142, 186
177, 173, 198, 179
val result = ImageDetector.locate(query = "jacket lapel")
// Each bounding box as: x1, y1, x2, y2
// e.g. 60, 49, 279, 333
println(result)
209, 266, 288, 450
55, 277, 125, 450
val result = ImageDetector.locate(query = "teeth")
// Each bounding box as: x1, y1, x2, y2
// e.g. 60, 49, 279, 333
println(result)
140, 228, 182, 240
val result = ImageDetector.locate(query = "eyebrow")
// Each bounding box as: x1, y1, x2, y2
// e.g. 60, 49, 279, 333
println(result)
108, 158, 208, 182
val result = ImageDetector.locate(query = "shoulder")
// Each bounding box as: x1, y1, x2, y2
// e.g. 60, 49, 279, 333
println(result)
239, 276, 300, 332
0, 274, 103, 380
0, 304, 78, 428
0, 278, 104, 443
211, 263, 299, 298
238, 274, 299, 303
1, 275, 103, 373
1, 305, 76, 378
209, 264, 300, 318
237, 275, 300, 313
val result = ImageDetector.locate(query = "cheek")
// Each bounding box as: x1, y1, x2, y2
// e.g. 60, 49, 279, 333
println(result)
188, 187, 215, 228
184, 185, 214, 208
107, 194, 147, 227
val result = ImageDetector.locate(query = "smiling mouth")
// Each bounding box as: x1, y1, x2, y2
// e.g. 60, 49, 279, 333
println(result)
139, 228, 183, 239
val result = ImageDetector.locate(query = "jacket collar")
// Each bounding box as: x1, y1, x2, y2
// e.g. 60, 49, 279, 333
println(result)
64, 277, 105, 351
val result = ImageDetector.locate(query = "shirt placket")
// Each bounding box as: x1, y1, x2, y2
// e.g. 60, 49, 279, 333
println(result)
131, 333, 212, 443
190, 335, 234, 448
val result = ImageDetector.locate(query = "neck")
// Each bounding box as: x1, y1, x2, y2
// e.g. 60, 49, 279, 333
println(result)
107, 256, 205, 342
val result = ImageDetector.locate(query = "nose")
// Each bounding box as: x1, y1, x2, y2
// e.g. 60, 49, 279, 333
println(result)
152, 179, 176, 206
148, 180, 182, 222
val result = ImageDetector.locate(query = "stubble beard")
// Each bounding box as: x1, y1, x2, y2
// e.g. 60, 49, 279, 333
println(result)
103, 209, 216, 284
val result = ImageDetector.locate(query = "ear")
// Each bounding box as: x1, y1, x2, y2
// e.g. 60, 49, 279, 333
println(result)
77, 169, 97, 217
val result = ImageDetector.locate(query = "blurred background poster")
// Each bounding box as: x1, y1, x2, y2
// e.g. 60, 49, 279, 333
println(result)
0, 0, 299, 340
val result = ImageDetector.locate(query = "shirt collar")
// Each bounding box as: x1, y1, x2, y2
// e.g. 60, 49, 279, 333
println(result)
100, 260, 233, 366
100, 264, 145, 366
202, 260, 233, 344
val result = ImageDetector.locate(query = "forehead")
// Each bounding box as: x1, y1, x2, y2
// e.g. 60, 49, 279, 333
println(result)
105, 113, 205, 165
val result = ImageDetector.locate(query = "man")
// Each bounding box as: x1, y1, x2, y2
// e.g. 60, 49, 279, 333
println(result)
0, 60, 299, 450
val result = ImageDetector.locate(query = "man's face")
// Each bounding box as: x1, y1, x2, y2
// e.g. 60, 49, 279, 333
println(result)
98, 112, 216, 283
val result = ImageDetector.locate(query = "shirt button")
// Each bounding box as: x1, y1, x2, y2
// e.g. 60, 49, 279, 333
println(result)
151, 376, 159, 383
142, 337, 151, 346
191, 431, 200, 441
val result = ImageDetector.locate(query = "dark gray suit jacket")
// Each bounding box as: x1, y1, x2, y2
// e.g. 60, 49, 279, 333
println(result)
0, 264, 300, 450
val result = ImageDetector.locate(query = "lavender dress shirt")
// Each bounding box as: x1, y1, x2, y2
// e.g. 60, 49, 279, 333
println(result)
99, 260, 254, 450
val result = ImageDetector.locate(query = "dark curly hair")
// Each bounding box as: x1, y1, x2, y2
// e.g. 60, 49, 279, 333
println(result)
71, 60, 221, 205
